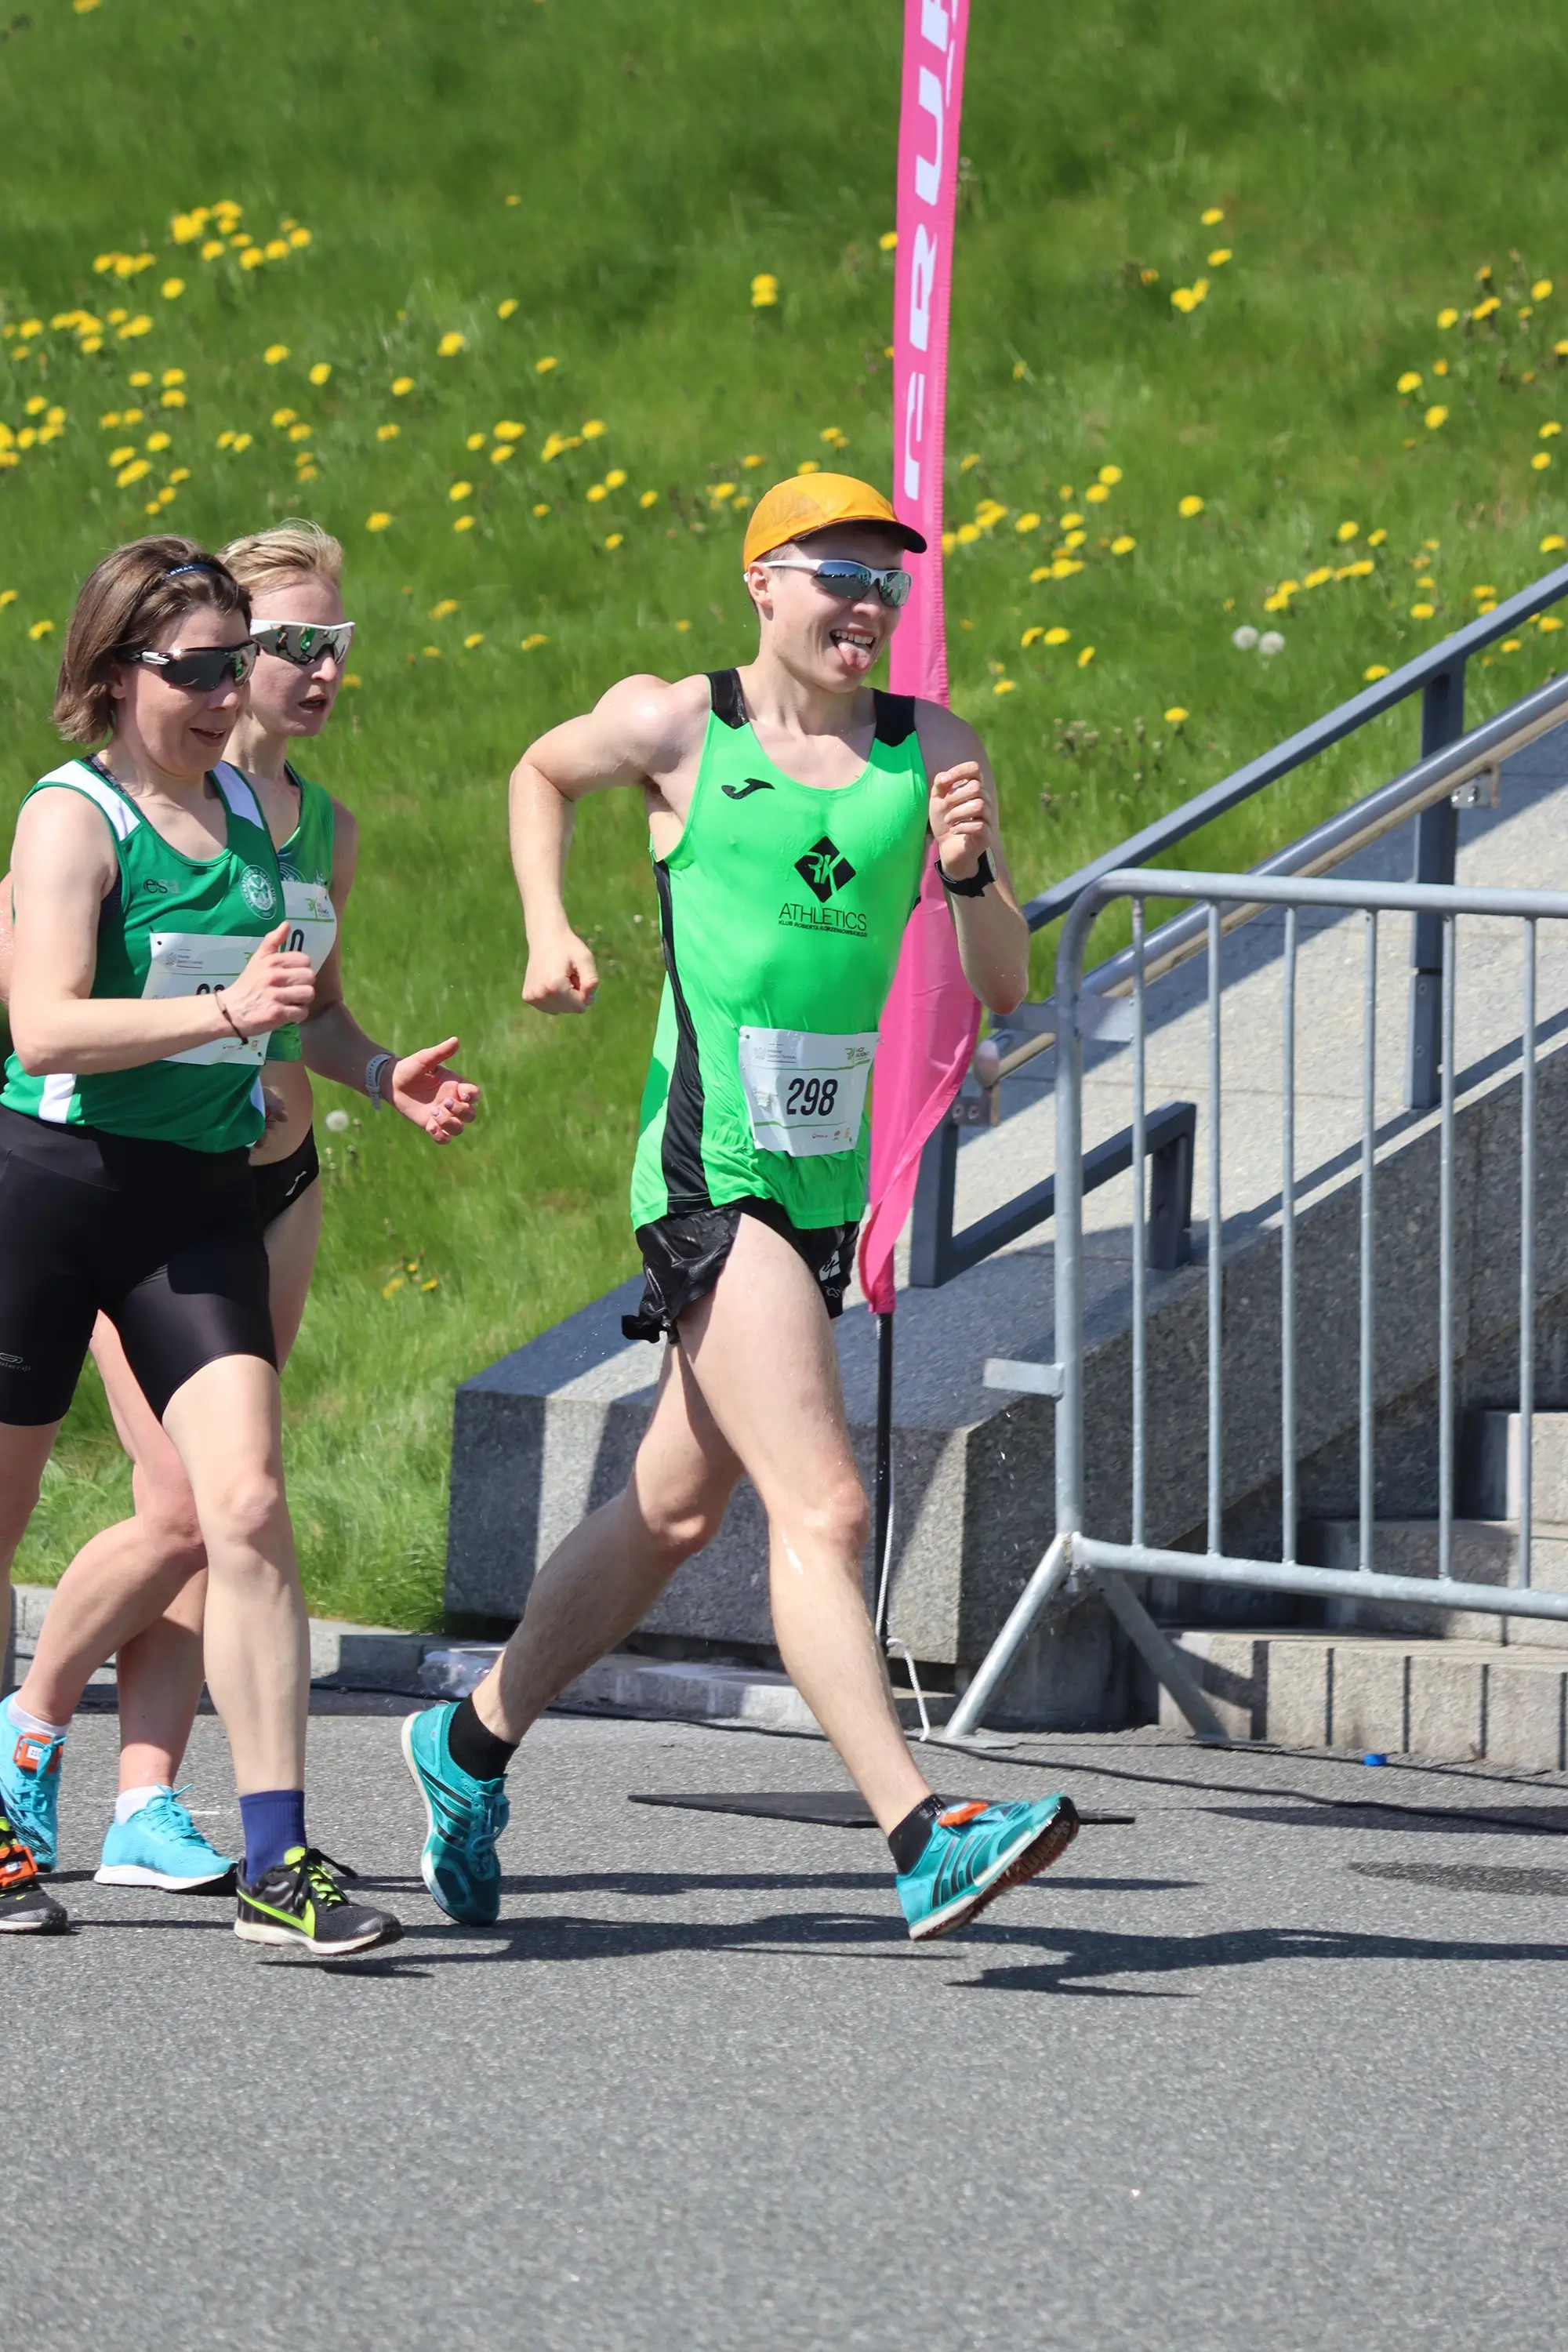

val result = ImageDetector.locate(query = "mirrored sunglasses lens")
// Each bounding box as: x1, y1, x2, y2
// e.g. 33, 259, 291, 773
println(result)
813, 564, 875, 597
882, 570, 913, 608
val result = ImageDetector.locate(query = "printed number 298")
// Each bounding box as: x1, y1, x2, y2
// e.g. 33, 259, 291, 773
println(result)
785, 1076, 838, 1117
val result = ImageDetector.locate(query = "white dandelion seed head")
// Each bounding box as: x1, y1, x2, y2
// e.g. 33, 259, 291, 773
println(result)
1232, 624, 1259, 651
1258, 630, 1286, 658
325, 1108, 351, 1134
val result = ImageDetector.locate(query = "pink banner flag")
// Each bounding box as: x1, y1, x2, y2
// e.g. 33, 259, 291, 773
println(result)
858, 0, 978, 1316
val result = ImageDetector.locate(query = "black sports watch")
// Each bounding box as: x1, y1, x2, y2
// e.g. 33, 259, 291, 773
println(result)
938, 851, 994, 898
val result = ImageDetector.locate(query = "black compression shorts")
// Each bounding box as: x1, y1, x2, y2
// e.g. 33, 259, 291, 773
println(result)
622, 1196, 858, 1344
0, 1103, 276, 1427
252, 1125, 320, 1229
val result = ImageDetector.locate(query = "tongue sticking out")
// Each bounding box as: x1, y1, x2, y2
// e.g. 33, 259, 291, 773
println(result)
829, 627, 876, 674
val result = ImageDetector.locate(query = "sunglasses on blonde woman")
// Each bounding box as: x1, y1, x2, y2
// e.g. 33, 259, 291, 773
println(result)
250, 620, 357, 667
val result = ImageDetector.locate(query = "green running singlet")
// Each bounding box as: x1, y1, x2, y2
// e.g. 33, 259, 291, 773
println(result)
2, 757, 285, 1153
630, 668, 931, 1234
267, 762, 338, 1064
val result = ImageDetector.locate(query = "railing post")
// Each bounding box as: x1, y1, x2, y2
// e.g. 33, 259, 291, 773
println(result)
907, 1116, 957, 1288
1406, 662, 1466, 1109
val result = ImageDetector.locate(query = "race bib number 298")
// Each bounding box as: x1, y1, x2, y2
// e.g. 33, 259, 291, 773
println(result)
736, 1025, 878, 1158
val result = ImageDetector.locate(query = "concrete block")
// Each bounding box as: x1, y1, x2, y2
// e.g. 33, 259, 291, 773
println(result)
1163, 1631, 1267, 1741
1326, 1641, 1410, 1753
1484, 1653, 1568, 1771
1265, 1638, 1332, 1749
1406, 1649, 1484, 1762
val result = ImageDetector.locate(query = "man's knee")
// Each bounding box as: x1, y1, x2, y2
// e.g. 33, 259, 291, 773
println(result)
641, 1485, 731, 1572
198, 1468, 286, 1560
797, 1475, 870, 1563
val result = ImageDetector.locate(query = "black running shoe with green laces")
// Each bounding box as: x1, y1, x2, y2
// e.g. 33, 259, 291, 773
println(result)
234, 1846, 401, 1958
0, 1813, 67, 1935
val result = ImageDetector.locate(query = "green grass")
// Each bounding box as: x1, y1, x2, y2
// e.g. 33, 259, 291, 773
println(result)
5, 0, 1568, 1621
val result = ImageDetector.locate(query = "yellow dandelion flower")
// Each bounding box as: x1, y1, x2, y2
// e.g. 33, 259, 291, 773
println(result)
797, 459, 821, 475
1014, 513, 1040, 534
491, 444, 514, 464
1502, 638, 1523, 653
437, 332, 465, 358
270, 407, 296, 427
391, 376, 414, 396
586, 483, 608, 503
160, 368, 185, 388
1303, 567, 1333, 590
1534, 453, 1553, 470
1542, 422, 1563, 438
23, 397, 45, 417
453, 514, 476, 532
1534, 281, 1554, 301
1472, 584, 1497, 599
1368, 528, 1388, 546
1201, 206, 1224, 225
955, 522, 981, 545
230, 432, 252, 452
604, 532, 624, 549
1021, 626, 1044, 648
639, 489, 659, 508
1541, 535, 1566, 553
1437, 307, 1459, 329
169, 467, 189, 485
366, 511, 392, 532
100, 411, 122, 428
80, 335, 103, 353
993, 678, 1017, 695
532, 502, 549, 517
1098, 465, 1123, 487
1164, 706, 1189, 724
582, 419, 607, 440
1178, 494, 1204, 517
264, 240, 289, 262
1473, 296, 1500, 321
308, 362, 331, 386
1111, 535, 1136, 555
1044, 626, 1070, 646
146, 430, 171, 452
116, 459, 151, 487
1058, 512, 1083, 530
521, 633, 548, 651
288, 423, 310, 442
742, 452, 766, 469
466, 432, 486, 451
1539, 615, 1565, 632
1062, 530, 1087, 550
1207, 249, 1232, 267
27, 619, 53, 641
605, 467, 627, 489
45, 406, 64, 426
498, 299, 518, 318
0, 590, 14, 607
493, 419, 524, 441
1411, 601, 1436, 619
463, 633, 484, 648
879, 231, 898, 251
1171, 287, 1197, 314
430, 600, 459, 619
1337, 521, 1360, 542
1364, 664, 1391, 681
263, 343, 289, 365
1434, 360, 1449, 376
288, 227, 311, 249
750, 273, 779, 308
118, 315, 152, 339
449, 481, 473, 502
161, 278, 184, 301
535, 355, 557, 373
200, 240, 224, 261
1425, 405, 1449, 430
376, 423, 400, 441
1077, 645, 1095, 668
1085, 485, 1114, 508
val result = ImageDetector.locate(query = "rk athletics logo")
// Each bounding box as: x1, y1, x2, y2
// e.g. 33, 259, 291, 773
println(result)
794, 836, 856, 905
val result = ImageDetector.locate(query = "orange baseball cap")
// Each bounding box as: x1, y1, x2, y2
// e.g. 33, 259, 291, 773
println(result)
742, 472, 927, 567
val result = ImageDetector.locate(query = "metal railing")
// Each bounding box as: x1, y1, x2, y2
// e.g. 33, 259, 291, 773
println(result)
909, 565, 1568, 1294
944, 865, 1568, 1742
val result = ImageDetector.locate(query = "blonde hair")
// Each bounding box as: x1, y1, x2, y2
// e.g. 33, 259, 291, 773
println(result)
220, 517, 344, 595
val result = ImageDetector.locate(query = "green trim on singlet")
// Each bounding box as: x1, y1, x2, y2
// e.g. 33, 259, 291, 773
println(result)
267, 764, 338, 1064
628, 669, 931, 1233
1, 757, 284, 1152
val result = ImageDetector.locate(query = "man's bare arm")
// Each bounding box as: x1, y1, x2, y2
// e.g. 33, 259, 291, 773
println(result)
916, 705, 1031, 1018
510, 672, 706, 1014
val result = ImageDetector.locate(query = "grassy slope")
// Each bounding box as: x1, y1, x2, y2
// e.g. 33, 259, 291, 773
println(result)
3, 0, 1568, 1621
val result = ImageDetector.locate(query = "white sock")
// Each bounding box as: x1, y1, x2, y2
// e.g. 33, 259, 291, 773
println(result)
5, 1695, 70, 1742
114, 1784, 165, 1825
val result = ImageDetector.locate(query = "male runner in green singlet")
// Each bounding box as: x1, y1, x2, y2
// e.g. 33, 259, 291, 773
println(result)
404, 473, 1080, 1940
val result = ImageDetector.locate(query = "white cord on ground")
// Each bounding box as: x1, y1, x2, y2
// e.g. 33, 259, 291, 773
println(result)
885, 1637, 931, 1740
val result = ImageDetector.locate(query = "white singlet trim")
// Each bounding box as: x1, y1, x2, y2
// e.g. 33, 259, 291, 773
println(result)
37, 1072, 77, 1124
35, 760, 141, 843
211, 760, 265, 833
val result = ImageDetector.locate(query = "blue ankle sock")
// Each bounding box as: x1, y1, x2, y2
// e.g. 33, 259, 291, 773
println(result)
239, 1789, 307, 1882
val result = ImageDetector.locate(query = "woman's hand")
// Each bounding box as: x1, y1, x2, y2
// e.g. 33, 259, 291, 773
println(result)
386, 1036, 481, 1142
222, 924, 317, 1036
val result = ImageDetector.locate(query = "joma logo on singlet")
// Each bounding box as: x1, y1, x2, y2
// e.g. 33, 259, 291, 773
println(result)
794, 837, 856, 904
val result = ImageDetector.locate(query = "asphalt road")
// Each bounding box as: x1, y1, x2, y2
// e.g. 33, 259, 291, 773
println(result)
17, 1704, 1568, 2351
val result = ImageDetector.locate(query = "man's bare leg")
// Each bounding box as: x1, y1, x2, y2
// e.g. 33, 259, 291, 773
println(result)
476, 1343, 743, 1738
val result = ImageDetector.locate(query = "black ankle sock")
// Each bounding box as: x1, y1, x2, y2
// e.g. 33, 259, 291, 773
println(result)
446, 1693, 519, 1784
888, 1794, 945, 1875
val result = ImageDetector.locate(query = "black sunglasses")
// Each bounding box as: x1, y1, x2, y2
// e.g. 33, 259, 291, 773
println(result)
760, 557, 913, 608
251, 619, 357, 667
119, 641, 258, 691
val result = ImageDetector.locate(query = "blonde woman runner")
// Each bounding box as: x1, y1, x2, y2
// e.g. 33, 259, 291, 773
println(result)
0, 521, 477, 1918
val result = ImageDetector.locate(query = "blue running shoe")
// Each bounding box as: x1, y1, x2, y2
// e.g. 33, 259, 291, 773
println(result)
0, 1701, 64, 1873
401, 1703, 510, 1926
95, 1788, 236, 1893
897, 1794, 1080, 1941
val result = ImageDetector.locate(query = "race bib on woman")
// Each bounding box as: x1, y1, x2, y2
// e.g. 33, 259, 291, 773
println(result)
142, 931, 267, 1067
736, 1026, 878, 1157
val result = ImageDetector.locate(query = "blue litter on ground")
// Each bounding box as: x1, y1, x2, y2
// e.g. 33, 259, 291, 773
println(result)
1363, 1752, 1388, 1767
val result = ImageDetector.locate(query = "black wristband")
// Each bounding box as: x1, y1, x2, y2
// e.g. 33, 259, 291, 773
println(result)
938, 850, 994, 898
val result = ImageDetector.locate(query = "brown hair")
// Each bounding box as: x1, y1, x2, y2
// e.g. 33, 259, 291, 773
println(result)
221, 517, 344, 596
52, 535, 251, 746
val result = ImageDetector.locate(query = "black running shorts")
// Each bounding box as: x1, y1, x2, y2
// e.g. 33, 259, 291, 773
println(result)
622, 1195, 859, 1344
0, 1103, 277, 1427
252, 1125, 321, 1229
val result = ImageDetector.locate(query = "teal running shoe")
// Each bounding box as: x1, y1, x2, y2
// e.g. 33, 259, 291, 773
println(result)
95, 1788, 236, 1893
0, 1704, 64, 1873
897, 1794, 1080, 1941
401, 1703, 510, 1926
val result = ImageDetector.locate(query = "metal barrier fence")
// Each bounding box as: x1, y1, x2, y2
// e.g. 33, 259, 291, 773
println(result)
944, 866, 1568, 1742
